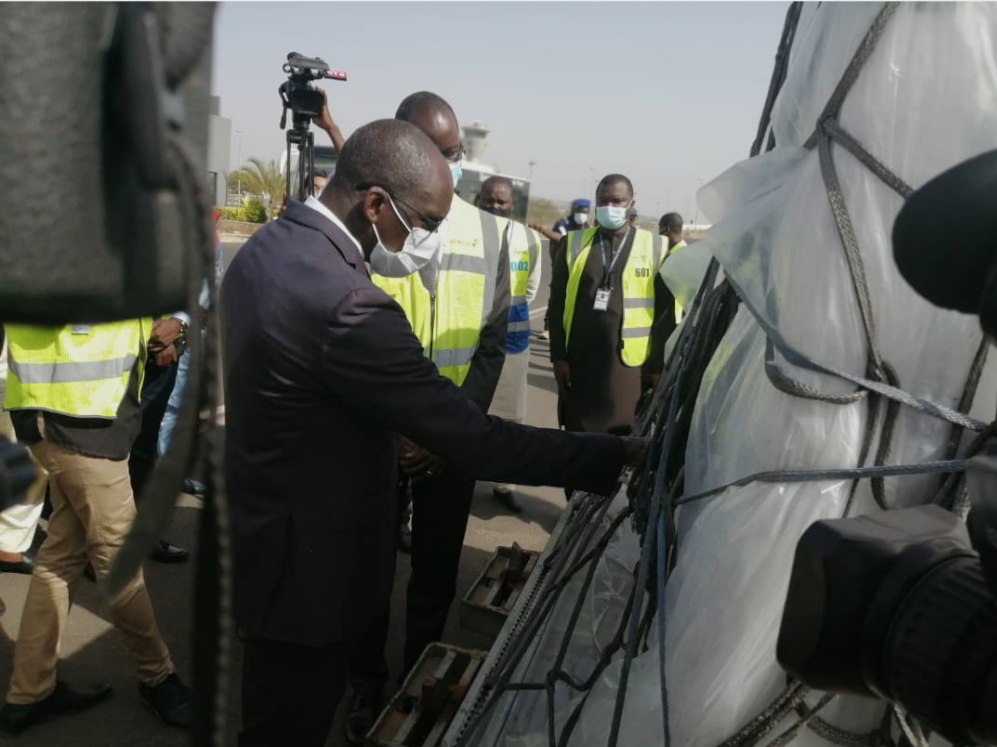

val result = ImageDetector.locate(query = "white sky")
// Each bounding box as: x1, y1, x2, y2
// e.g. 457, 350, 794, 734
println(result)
213, 1, 790, 218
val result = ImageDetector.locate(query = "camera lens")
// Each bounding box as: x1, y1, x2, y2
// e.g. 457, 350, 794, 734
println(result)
779, 505, 997, 745
877, 555, 997, 744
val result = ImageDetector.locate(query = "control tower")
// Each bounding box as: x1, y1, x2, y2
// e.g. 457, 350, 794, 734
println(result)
462, 121, 490, 163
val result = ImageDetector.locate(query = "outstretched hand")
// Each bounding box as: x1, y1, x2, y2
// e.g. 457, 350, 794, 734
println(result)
620, 437, 650, 471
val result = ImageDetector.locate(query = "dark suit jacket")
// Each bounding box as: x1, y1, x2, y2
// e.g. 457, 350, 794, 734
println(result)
221, 200, 626, 647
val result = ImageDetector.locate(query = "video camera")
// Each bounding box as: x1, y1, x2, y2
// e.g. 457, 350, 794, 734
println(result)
277, 52, 347, 203
278, 52, 347, 129
777, 149, 997, 745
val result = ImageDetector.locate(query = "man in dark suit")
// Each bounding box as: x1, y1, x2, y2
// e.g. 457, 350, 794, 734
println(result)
221, 119, 643, 747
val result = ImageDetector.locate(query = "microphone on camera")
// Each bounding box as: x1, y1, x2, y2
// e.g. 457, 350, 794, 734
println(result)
892, 149, 997, 329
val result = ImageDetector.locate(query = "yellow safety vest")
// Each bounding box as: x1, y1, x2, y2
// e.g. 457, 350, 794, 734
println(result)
562, 228, 665, 368
4, 319, 152, 419
669, 239, 688, 322
373, 196, 504, 385
505, 221, 544, 354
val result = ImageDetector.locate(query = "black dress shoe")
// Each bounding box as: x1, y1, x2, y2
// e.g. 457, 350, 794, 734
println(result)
138, 672, 191, 728
397, 523, 412, 554
493, 488, 524, 514
182, 478, 205, 498
344, 687, 383, 745
0, 554, 34, 575
151, 541, 189, 564
0, 680, 113, 734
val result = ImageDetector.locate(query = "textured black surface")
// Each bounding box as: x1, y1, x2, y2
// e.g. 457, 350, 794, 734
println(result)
0, 3, 215, 324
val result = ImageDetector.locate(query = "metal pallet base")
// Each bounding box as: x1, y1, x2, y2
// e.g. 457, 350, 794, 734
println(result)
368, 643, 486, 747
459, 544, 540, 638
441, 489, 615, 747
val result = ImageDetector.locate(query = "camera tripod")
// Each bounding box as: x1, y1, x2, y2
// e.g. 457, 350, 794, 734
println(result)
285, 117, 315, 204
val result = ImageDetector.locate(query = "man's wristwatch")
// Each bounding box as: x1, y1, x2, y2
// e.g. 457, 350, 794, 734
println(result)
172, 317, 189, 338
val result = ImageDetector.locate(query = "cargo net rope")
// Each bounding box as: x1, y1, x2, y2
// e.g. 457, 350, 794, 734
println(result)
448, 4, 995, 747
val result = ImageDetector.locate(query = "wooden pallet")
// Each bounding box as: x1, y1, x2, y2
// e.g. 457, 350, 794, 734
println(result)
367, 644, 486, 747
459, 543, 539, 638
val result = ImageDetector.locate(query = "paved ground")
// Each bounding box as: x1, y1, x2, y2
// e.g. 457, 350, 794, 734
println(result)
0, 237, 561, 747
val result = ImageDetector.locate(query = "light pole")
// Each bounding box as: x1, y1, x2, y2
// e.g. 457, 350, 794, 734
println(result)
693, 177, 704, 225
589, 166, 596, 197
528, 160, 537, 180
236, 129, 243, 201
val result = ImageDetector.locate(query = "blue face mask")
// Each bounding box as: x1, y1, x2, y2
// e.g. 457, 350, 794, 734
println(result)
449, 161, 463, 190
596, 205, 629, 230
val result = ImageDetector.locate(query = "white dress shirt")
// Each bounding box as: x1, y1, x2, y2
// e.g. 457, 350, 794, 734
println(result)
305, 196, 365, 262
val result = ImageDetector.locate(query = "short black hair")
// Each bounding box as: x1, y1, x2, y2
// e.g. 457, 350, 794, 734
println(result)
596, 173, 634, 198
481, 175, 514, 194
312, 170, 328, 181
330, 119, 440, 205
395, 91, 456, 123
659, 212, 684, 232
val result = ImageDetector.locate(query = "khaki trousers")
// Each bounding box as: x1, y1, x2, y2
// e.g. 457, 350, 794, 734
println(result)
6, 438, 174, 705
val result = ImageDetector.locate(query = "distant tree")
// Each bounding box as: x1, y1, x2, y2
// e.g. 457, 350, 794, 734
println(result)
228, 157, 286, 218
526, 197, 563, 230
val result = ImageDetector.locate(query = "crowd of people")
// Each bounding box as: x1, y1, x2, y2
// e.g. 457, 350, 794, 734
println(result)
0, 89, 690, 747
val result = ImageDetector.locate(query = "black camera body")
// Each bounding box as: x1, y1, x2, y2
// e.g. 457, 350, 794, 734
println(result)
778, 502, 997, 743
276, 52, 346, 204
278, 52, 344, 130
778, 150, 997, 745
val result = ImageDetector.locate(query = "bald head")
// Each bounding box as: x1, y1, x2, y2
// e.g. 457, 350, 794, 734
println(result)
395, 91, 462, 162
325, 119, 452, 256
330, 119, 448, 209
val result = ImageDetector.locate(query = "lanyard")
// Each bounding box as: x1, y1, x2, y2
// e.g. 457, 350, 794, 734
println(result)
597, 228, 630, 288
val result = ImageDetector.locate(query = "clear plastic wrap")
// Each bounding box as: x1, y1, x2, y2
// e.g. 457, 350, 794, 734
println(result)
469, 4, 997, 747
642, 4, 997, 745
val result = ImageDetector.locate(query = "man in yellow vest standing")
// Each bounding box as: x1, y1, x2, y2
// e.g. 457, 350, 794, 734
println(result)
659, 211, 689, 323
0, 320, 192, 734
549, 174, 677, 443
478, 175, 545, 513
658, 211, 687, 254
344, 92, 511, 743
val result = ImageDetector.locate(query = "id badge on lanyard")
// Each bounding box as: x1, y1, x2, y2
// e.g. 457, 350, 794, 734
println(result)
593, 230, 629, 312
593, 288, 611, 311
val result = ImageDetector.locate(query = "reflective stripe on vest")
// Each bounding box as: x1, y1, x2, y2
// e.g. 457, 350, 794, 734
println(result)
505, 221, 541, 354
562, 228, 665, 368
372, 197, 502, 385
4, 319, 152, 419
669, 239, 688, 322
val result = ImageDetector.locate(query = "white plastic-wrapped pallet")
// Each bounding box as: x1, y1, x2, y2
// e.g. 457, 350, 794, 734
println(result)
523, 4, 997, 747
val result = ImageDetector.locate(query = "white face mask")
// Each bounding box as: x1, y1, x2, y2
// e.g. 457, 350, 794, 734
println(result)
573, 212, 589, 226
368, 195, 442, 278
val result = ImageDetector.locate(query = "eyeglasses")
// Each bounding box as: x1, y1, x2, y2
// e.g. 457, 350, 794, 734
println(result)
357, 184, 445, 236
